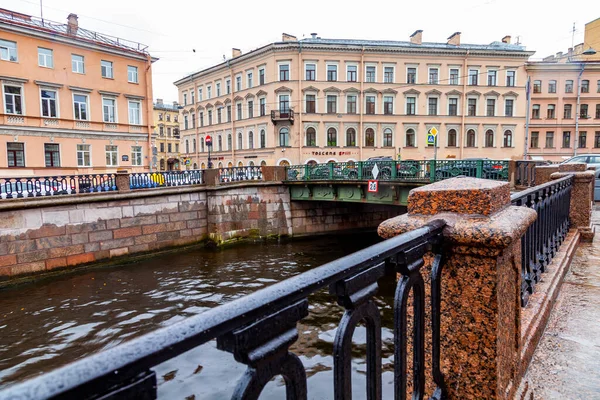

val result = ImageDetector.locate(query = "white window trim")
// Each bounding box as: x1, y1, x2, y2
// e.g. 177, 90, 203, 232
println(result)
235, 74, 243, 91
428, 67, 439, 85
365, 94, 377, 114
38, 47, 53, 68
445, 127, 459, 147
345, 93, 358, 114
326, 94, 339, 114
247, 129, 255, 149
506, 70, 517, 86
101, 96, 118, 123
235, 101, 243, 120
101, 60, 114, 79
127, 65, 139, 84
487, 69, 498, 86
278, 93, 291, 111
215, 80, 222, 97
206, 85, 212, 99
278, 62, 291, 81
3, 83, 25, 115
72, 92, 90, 121
448, 67, 461, 85
468, 68, 480, 86
105, 145, 119, 167
304, 92, 317, 113
383, 64, 395, 83
365, 126, 377, 147
0, 39, 18, 62
225, 79, 231, 94
131, 145, 143, 166
504, 97, 516, 117
246, 70, 254, 89
383, 95, 395, 114
43, 142, 62, 167
405, 96, 417, 115
259, 126, 267, 148
304, 61, 317, 81
258, 96, 267, 116
427, 96, 440, 116
258, 67, 266, 84
128, 100, 142, 125
405, 64, 418, 84
365, 63, 377, 83
198, 87, 203, 101
77, 143, 92, 167
484, 127, 496, 147
404, 126, 418, 147
467, 96, 479, 116
485, 96, 497, 117
326, 62, 339, 82
72, 54, 85, 74
465, 127, 478, 147
382, 127, 395, 147
447, 96, 460, 116
39, 87, 59, 118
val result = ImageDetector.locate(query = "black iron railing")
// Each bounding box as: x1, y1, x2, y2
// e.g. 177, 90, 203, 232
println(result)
515, 160, 552, 187
0, 174, 117, 199
219, 166, 262, 183
129, 170, 203, 190
0, 220, 447, 400
511, 174, 573, 306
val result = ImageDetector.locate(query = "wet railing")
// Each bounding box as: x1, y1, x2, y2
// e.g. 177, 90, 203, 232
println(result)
286, 160, 509, 183
129, 170, 204, 190
515, 160, 552, 187
219, 166, 262, 183
0, 220, 448, 400
511, 174, 573, 306
0, 174, 117, 199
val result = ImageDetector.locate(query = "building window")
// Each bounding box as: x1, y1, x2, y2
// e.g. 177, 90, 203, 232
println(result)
595, 132, 600, 148
306, 127, 316, 146
428, 97, 438, 116
73, 94, 88, 120
366, 96, 375, 114
102, 97, 116, 122
548, 80, 556, 93
486, 99, 495, 116
447, 129, 457, 147
580, 104, 589, 118
217, 135, 222, 151
248, 101, 254, 118
384, 66, 394, 83
247, 72, 253, 88
306, 95, 316, 113
429, 68, 439, 84
466, 129, 476, 147
405, 129, 415, 147
105, 145, 118, 166
41, 90, 57, 118
198, 88, 203, 101
503, 130, 513, 147
327, 65, 337, 81
259, 68, 265, 85
185, 140, 190, 153
347, 95, 357, 114
43, 144, 60, 167
131, 146, 142, 166
366, 66, 376, 83
579, 131, 587, 148
38, 47, 53, 68
168, 143, 172, 153
384, 96, 393, 115
347, 65, 357, 82
159, 126, 164, 136
227, 134, 232, 150
260, 129, 266, 148
346, 128, 356, 146
487, 70, 497, 86
545, 132, 554, 148
407, 67, 416, 84
77, 144, 91, 167
406, 97, 416, 115
0, 39, 17, 61
596, 104, 600, 119
237, 103, 243, 120
383, 128, 393, 147
226, 106, 231, 122
530, 132, 539, 148
194, 138, 197, 152
504, 99, 514, 117
183, 93, 188, 106
191, 113, 196, 128
506, 70, 516, 87
4, 85, 23, 115
128, 101, 141, 125
160, 143, 164, 152
533, 80, 541, 93
72, 54, 84, 73
547, 104, 556, 119
127, 66, 138, 83
327, 95, 337, 114
532, 104, 540, 119
365, 128, 375, 147
468, 69, 478, 85
259, 98, 266, 116
7, 142, 24, 167
564, 80, 573, 93
467, 98, 477, 116
597, 80, 600, 93
327, 127, 337, 146
217, 108, 222, 124
238, 132, 243, 150
215, 83, 220, 97
450, 68, 459, 85
279, 95, 289, 112
101, 60, 113, 78
563, 131, 571, 148
306, 63, 316, 81
582, 80, 589, 93
200, 112, 204, 127
485, 130, 494, 147
279, 127, 289, 146
226, 80, 231, 94
448, 98, 458, 116
279, 64, 290, 81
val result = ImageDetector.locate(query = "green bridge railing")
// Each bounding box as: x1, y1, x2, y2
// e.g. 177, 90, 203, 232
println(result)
285, 159, 509, 183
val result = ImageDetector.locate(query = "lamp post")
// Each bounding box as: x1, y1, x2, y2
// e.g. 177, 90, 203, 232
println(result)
206, 135, 213, 169
573, 46, 597, 156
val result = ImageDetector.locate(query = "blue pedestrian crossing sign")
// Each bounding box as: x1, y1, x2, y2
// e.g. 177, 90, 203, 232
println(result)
427, 127, 438, 145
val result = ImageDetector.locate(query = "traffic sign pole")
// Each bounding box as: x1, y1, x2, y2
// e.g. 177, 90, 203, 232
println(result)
205, 135, 213, 169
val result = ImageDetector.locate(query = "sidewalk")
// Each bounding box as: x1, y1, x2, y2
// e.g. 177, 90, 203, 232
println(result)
524, 208, 600, 399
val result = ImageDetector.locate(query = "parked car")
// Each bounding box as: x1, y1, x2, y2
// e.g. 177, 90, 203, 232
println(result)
595, 169, 600, 201
560, 154, 600, 170
434, 158, 507, 180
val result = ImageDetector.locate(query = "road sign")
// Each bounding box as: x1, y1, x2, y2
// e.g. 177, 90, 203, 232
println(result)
428, 127, 438, 137
372, 164, 380, 180
205, 135, 212, 146
427, 134, 436, 145
368, 180, 378, 193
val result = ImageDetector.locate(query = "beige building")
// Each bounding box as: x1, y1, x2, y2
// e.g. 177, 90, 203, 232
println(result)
175, 31, 534, 168
152, 99, 181, 171
0, 8, 156, 177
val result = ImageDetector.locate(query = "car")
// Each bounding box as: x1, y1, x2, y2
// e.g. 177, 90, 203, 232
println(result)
560, 154, 600, 170
434, 158, 508, 180
364, 156, 395, 179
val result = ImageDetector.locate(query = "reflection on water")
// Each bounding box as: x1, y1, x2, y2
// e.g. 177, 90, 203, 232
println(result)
0, 233, 399, 399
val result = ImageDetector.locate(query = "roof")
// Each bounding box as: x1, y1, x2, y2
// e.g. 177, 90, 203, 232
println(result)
153, 102, 180, 111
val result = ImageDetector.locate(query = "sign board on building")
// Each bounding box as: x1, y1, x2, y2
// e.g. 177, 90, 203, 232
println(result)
122, 155, 129, 162
368, 180, 378, 193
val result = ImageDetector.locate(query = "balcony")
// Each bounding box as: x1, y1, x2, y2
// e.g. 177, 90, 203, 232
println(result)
271, 109, 294, 124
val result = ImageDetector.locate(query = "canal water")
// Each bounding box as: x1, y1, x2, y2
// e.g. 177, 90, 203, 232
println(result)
0, 232, 399, 399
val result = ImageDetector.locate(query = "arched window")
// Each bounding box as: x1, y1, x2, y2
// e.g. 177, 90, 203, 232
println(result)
166, 114, 171, 122
279, 160, 290, 167
249, 161, 255, 166
260, 129, 266, 148
260, 160, 267, 166
238, 161, 243, 167
306, 127, 316, 146
159, 159, 165, 170
485, 129, 494, 147
466, 129, 476, 147
365, 128, 375, 147
448, 129, 457, 147
218, 162, 223, 168
238, 132, 243, 150
327, 159, 336, 163
307, 160, 317, 166
193, 138, 197, 152
228, 162, 233, 168
199, 163, 204, 169
346, 128, 356, 146
327, 127, 337, 147
185, 139, 190, 153
218, 135, 223, 151
227, 134, 232, 150
503, 130, 513, 147
406, 129, 415, 147
383, 128, 393, 147
200, 138, 204, 153
248, 131, 254, 149
279, 127, 289, 147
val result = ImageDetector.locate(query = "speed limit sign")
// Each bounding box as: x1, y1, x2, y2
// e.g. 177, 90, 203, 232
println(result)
368, 180, 378, 193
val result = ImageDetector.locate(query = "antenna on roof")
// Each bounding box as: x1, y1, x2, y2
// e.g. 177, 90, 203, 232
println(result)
571, 22, 576, 50
515, 35, 521, 45
40, 0, 44, 23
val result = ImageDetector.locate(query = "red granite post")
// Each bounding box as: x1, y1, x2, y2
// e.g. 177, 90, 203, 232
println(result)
260, 166, 286, 181
115, 170, 130, 193
534, 165, 559, 185
378, 177, 536, 399
203, 168, 220, 187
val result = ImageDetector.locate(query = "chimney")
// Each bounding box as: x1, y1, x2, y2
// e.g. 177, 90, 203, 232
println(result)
447, 32, 461, 46
173, 101, 179, 108
556, 51, 563, 59
310, 32, 318, 39
568, 47, 574, 58
156, 99, 163, 105
67, 13, 78, 35
232, 48, 242, 58
410, 30, 423, 45
282, 33, 297, 42
502, 35, 511, 44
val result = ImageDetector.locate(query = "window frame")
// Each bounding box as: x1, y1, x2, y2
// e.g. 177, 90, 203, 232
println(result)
279, 63, 290, 81
131, 145, 143, 166
77, 144, 92, 167
468, 69, 479, 86
428, 67, 439, 85
428, 97, 438, 116
346, 128, 356, 146
487, 70, 497, 86
365, 65, 377, 83
486, 98, 496, 117
71, 54, 85, 74
128, 100, 142, 125
504, 98, 514, 117
7, 142, 25, 167
347, 64, 358, 82
383, 95, 394, 115
73, 93, 89, 121
506, 70, 516, 87
448, 97, 459, 116
127, 65, 139, 83
326, 64, 338, 82
305, 94, 316, 113
449, 68, 460, 85
0, 39, 18, 62
406, 96, 416, 115
305, 63, 316, 81
101, 60, 114, 79
346, 94, 357, 114
102, 96, 117, 123
38, 47, 54, 68
105, 145, 119, 167
40, 88, 58, 118
383, 66, 394, 83
383, 128, 393, 147
365, 95, 376, 115
306, 127, 317, 146
326, 95, 337, 114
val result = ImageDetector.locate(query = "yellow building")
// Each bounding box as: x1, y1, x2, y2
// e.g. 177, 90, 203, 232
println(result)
152, 99, 182, 171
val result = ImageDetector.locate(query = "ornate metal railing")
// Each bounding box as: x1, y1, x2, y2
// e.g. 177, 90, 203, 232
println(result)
219, 166, 262, 183
286, 160, 509, 183
0, 174, 117, 199
510, 174, 573, 306
515, 160, 552, 188
129, 170, 203, 190
0, 220, 448, 400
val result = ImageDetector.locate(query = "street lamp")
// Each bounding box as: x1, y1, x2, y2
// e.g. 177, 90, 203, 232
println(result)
573, 46, 597, 156
206, 135, 213, 169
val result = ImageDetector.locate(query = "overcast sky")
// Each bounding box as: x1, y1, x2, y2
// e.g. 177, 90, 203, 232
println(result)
4, 0, 598, 100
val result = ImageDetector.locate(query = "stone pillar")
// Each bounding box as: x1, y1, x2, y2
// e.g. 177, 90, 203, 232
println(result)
378, 177, 536, 399
203, 168, 220, 187
550, 163, 595, 241
508, 160, 516, 188
261, 166, 286, 182
534, 164, 559, 185
115, 171, 130, 193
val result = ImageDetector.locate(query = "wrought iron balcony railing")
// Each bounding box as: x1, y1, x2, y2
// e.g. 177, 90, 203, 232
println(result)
270, 109, 295, 124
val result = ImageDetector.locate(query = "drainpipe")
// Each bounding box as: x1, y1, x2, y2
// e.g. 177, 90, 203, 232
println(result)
145, 54, 154, 171
230, 60, 235, 166
460, 50, 469, 159
359, 46, 365, 161
574, 63, 585, 156
298, 41, 303, 164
